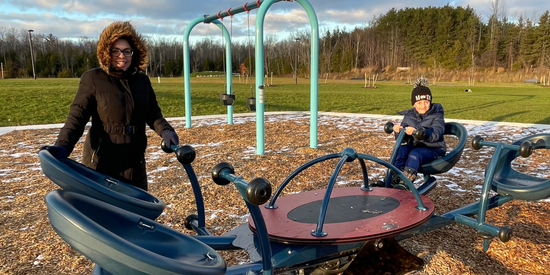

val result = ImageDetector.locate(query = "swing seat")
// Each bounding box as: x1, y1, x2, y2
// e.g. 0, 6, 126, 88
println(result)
46, 190, 227, 275
418, 122, 468, 175
39, 150, 165, 220
220, 93, 235, 106
491, 134, 550, 201
247, 97, 256, 111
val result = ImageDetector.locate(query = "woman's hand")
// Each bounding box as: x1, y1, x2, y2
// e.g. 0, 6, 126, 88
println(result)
162, 130, 179, 147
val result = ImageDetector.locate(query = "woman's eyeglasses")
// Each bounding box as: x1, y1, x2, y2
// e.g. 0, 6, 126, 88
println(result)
110, 48, 134, 57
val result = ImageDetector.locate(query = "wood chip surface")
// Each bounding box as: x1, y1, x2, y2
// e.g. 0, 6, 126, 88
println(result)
1, 114, 549, 274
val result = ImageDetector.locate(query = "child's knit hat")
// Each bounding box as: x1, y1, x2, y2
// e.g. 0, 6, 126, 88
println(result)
411, 77, 432, 105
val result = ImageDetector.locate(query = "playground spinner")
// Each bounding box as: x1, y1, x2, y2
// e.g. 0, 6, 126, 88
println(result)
39, 120, 550, 274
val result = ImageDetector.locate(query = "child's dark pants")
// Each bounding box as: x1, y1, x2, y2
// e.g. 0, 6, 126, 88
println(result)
394, 144, 446, 172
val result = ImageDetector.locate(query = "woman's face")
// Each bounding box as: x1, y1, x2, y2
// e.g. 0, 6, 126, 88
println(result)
110, 39, 132, 71
414, 100, 431, 114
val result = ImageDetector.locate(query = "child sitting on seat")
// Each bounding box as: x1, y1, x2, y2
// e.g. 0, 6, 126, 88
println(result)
390, 77, 446, 189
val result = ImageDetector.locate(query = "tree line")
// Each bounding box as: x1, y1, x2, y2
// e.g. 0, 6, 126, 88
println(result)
1, 4, 549, 79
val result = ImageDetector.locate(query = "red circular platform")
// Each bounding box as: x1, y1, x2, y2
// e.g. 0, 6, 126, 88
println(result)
249, 187, 434, 245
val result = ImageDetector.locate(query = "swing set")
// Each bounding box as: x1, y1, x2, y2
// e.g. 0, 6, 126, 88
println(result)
183, 0, 320, 155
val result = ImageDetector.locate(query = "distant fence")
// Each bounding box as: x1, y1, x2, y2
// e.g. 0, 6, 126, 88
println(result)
195, 73, 241, 77
396, 67, 411, 72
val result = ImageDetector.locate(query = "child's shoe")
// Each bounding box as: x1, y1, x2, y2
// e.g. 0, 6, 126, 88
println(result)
392, 167, 417, 191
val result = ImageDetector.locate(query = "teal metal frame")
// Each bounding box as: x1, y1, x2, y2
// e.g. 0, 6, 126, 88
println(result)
183, 19, 233, 125
182, 0, 320, 155
254, 0, 319, 154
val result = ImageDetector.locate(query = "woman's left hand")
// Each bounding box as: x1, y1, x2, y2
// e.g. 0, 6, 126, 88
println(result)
162, 130, 179, 147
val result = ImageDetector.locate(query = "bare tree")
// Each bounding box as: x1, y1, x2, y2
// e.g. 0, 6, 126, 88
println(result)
487, 0, 508, 67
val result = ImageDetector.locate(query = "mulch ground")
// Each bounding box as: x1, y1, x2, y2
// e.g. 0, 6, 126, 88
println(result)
1, 114, 549, 274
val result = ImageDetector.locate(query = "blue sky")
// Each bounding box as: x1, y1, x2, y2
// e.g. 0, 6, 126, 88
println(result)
0, 0, 546, 43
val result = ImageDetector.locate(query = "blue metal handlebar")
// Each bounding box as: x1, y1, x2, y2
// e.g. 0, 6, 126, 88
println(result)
170, 144, 179, 152
215, 167, 274, 275
218, 169, 252, 202
165, 144, 209, 235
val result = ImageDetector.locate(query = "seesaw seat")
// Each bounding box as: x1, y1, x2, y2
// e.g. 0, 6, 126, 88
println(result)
39, 150, 165, 219
491, 133, 550, 200
379, 122, 467, 194
45, 190, 226, 275
418, 122, 468, 175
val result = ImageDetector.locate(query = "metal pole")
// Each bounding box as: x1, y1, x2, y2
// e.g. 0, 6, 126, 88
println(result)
255, 0, 319, 154
202, 0, 284, 23
1, 62, 3, 79
28, 30, 36, 80
211, 20, 234, 125
183, 18, 203, 128
294, 0, 320, 149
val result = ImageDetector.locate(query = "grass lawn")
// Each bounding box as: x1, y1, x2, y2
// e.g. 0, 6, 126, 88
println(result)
0, 76, 548, 127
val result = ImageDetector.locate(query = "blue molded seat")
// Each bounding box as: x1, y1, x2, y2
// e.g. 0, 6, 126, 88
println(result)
418, 122, 468, 175
39, 150, 165, 220
378, 122, 467, 195
491, 134, 550, 201
46, 190, 227, 275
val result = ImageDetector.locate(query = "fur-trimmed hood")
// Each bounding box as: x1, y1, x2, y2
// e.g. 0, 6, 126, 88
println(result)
97, 21, 148, 77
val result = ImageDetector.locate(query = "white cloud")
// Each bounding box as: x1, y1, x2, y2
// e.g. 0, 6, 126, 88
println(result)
0, 0, 547, 41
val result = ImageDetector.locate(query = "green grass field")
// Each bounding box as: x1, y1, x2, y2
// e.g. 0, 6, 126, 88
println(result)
0, 77, 548, 127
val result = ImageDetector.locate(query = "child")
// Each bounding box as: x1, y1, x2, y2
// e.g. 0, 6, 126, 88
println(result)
390, 77, 446, 189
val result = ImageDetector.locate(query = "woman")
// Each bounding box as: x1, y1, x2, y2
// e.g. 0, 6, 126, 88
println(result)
40, 21, 179, 191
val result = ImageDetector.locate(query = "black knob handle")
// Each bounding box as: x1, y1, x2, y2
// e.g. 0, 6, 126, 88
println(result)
413, 127, 426, 140
519, 141, 533, 158
161, 140, 172, 153
472, 135, 484, 150
246, 177, 272, 205
212, 162, 235, 185
175, 145, 196, 164
499, 226, 512, 242
384, 122, 394, 134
